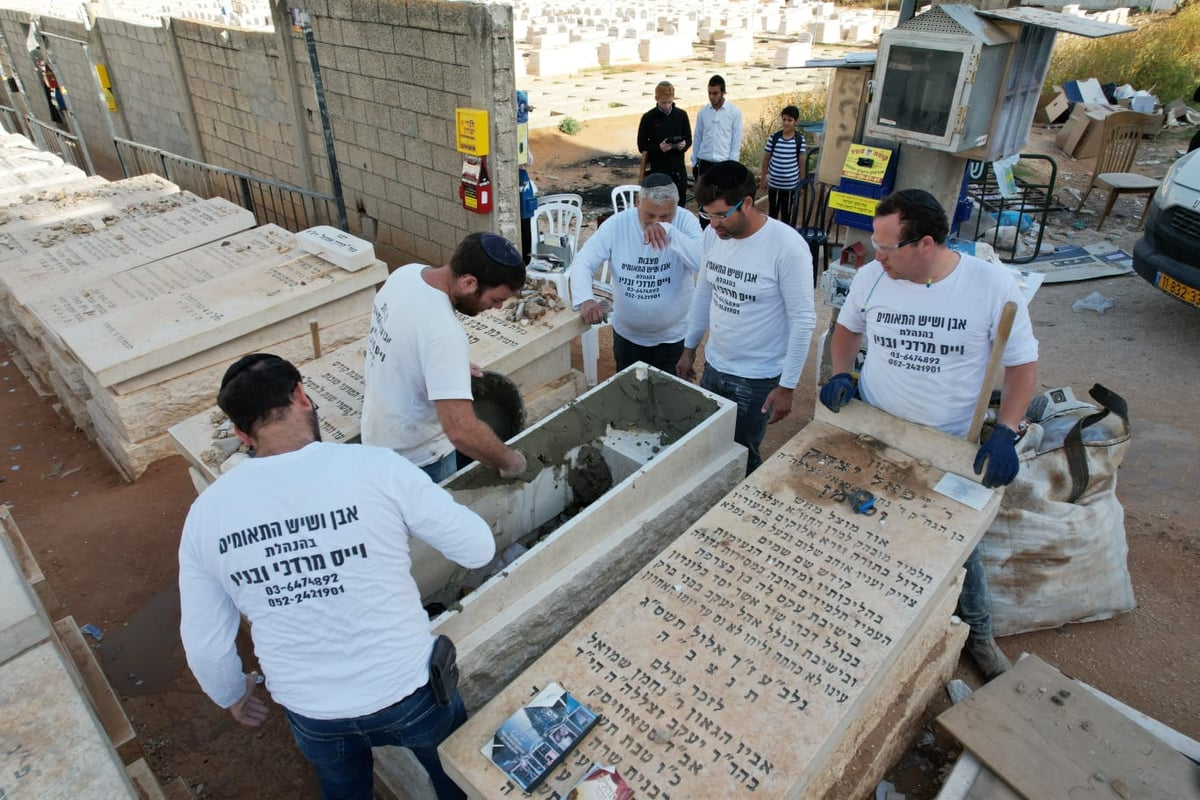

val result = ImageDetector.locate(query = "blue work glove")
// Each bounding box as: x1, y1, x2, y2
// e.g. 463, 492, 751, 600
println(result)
819, 373, 857, 413
974, 424, 1020, 488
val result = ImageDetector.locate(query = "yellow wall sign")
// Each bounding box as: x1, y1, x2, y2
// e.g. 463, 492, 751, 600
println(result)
840, 144, 893, 184
95, 64, 118, 112
828, 191, 880, 217
455, 108, 489, 156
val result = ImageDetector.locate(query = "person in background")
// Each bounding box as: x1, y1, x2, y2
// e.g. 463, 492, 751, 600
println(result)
691, 75, 744, 228
362, 233, 528, 482
819, 188, 1039, 681
180, 353, 494, 800
569, 173, 702, 373
637, 80, 691, 207
759, 105, 808, 225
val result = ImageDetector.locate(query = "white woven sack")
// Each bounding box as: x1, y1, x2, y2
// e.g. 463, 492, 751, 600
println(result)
981, 384, 1135, 637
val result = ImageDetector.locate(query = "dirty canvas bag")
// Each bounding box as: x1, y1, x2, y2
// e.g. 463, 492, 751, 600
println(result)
981, 384, 1135, 636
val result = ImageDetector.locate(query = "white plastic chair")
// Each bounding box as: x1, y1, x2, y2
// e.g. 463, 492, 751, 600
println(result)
530, 201, 582, 266
540, 193, 583, 209
611, 184, 640, 215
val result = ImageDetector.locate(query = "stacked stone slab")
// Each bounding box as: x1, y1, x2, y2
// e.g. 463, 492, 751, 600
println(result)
0, 137, 384, 480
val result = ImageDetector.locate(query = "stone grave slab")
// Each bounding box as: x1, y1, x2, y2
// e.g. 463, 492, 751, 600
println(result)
939, 655, 1200, 800
1, 196, 254, 307
0, 528, 51, 664
0, 163, 88, 198
598, 39, 640, 65
60, 254, 386, 388
774, 40, 814, 68
170, 304, 590, 485
809, 18, 843, 43
440, 401, 1003, 798
86, 300, 372, 444
639, 35, 693, 62
25, 224, 303, 346
715, 34, 755, 63
0, 174, 178, 246
0, 643, 137, 798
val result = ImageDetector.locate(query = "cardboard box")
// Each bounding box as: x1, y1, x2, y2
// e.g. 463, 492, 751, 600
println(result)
1055, 103, 1120, 159
1117, 98, 1165, 136
1037, 92, 1069, 125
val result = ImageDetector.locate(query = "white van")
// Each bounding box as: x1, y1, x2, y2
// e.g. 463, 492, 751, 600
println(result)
1133, 149, 1200, 309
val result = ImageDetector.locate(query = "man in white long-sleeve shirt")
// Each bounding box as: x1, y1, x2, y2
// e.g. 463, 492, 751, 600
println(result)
677, 161, 816, 474
569, 173, 702, 373
691, 75, 743, 229
179, 353, 494, 800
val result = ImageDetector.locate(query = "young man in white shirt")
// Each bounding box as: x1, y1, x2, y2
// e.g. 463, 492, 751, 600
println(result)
362, 233, 528, 481
820, 188, 1040, 680
569, 173, 702, 373
691, 75, 744, 228
677, 161, 816, 474
180, 353, 495, 799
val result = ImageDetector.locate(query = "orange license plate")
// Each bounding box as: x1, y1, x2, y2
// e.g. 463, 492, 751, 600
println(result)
1157, 273, 1200, 309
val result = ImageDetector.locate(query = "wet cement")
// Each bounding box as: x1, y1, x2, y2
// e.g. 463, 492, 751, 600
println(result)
566, 443, 612, 506
450, 367, 718, 490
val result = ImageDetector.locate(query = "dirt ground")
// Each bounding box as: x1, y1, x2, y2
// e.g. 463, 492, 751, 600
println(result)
2, 105, 1198, 799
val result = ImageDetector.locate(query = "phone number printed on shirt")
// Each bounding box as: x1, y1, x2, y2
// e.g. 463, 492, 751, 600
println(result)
268, 585, 346, 607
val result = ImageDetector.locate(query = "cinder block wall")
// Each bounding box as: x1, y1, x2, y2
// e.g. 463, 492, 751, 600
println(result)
33, 16, 123, 177
0, 10, 51, 131
0, 0, 519, 269
303, 0, 518, 266
172, 19, 306, 188
96, 18, 201, 160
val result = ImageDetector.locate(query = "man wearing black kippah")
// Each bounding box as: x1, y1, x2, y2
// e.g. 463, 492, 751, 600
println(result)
362, 232, 529, 481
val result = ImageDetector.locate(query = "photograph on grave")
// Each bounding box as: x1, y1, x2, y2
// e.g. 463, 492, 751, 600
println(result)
482, 682, 600, 792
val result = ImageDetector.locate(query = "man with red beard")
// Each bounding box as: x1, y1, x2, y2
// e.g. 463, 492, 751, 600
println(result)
362, 232, 528, 481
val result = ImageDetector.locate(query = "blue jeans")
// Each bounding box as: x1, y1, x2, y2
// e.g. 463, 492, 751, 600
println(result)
701, 365, 779, 475
284, 683, 468, 800
957, 546, 993, 641
420, 451, 458, 482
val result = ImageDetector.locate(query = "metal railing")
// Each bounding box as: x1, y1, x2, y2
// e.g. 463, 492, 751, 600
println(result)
113, 137, 346, 232
0, 103, 20, 136
26, 115, 88, 172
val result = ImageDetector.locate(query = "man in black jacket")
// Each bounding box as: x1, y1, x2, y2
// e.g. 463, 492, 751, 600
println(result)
637, 81, 691, 207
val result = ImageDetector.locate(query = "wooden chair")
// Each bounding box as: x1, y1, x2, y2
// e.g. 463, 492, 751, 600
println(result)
1076, 111, 1160, 230
611, 184, 640, 215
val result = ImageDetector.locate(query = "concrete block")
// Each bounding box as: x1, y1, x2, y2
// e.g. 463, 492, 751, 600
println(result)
714, 34, 754, 64
597, 38, 639, 66
637, 34, 693, 63
808, 18, 843, 43
774, 40, 814, 68
527, 42, 600, 76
